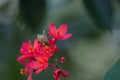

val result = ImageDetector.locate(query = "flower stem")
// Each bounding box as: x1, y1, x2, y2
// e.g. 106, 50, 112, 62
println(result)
63, 77, 68, 80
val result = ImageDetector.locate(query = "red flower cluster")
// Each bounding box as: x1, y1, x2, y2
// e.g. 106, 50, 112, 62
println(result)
17, 23, 72, 80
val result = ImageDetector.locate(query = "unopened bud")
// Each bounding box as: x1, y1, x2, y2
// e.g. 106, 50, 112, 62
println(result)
49, 63, 54, 68
60, 57, 66, 63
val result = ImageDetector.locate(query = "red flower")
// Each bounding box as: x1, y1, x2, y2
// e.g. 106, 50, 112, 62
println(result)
17, 41, 35, 66
48, 23, 72, 40
53, 69, 69, 80
29, 50, 49, 74
17, 23, 72, 80
17, 39, 51, 80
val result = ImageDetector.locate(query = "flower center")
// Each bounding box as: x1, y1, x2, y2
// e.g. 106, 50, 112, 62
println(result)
56, 30, 61, 36
44, 46, 51, 53
28, 45, 34, 53
38, 59, 44, 64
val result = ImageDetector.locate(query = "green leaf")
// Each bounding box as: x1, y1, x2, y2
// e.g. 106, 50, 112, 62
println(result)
83, 0, 114, 30
19, 0, 46, 31
104, 59, 120, 80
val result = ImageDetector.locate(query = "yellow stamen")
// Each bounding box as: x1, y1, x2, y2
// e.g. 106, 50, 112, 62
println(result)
39, 59, 44, 63
44, 46, 51, 53
56, 30, 61, 36
20, 69, 27, 75
28, 45, 34, 53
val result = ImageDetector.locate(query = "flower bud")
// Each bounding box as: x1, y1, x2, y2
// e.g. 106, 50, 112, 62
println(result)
60, 57, 66, 63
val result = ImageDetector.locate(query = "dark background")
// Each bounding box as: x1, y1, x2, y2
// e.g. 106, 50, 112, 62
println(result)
0, 0, 120, 80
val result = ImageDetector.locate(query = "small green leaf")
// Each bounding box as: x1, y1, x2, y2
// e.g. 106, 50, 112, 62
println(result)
104, 59, 120, 80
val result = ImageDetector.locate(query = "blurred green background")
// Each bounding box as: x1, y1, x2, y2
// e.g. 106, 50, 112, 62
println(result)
0, 0, 120, 80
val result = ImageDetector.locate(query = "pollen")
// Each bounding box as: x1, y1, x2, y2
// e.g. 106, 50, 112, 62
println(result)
28, 45, 34, 53
44, 46, 51, 53
38, 59, 44, 64
20, 69, 27, 75
56, 30, 61, 36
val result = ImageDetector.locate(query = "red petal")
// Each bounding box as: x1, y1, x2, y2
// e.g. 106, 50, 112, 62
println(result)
17, 55, 31, 66
53, 69, 61, 80
61, 33, 72, 40
61, 70, 69, 77
33, 39, 39, 49
27, 73, 32, 80
28, 61, 41, 69
53, 45, 59, 53
53, 69, 69, 80
34, 52, 44, 60
58, 24, 68, 35
20, 41, 32, 55
34, 68, 43, 74
48, 23, 56, 37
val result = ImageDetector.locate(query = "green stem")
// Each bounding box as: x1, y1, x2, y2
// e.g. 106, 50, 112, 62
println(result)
50, 54, 68, 80
63, 77, 68, 80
